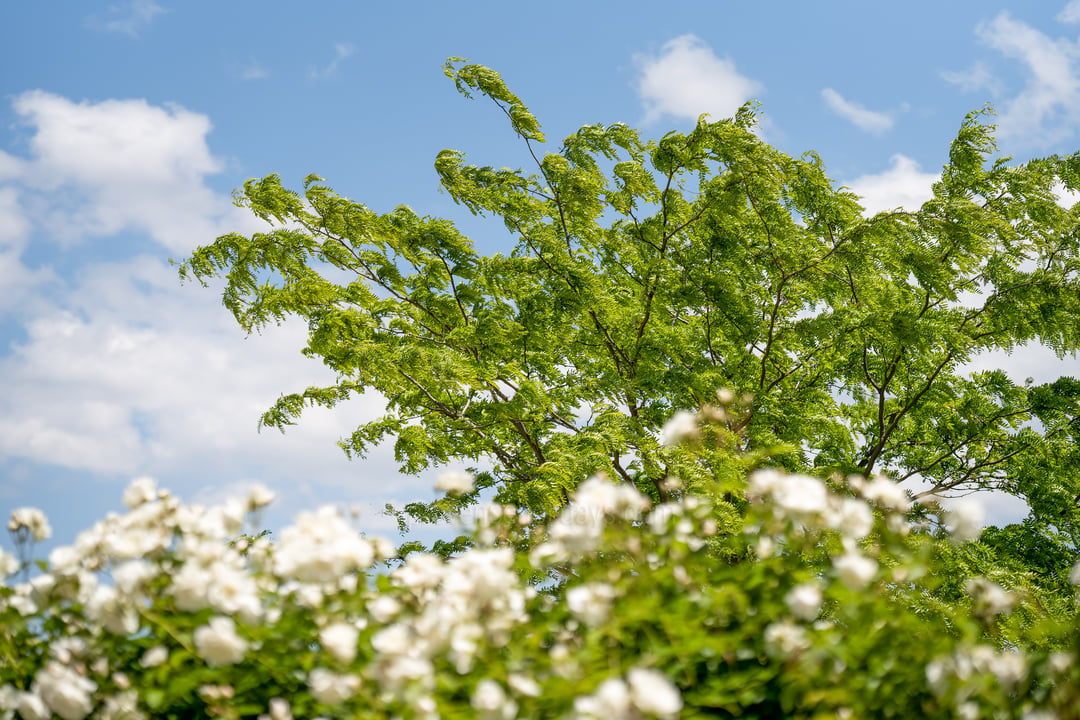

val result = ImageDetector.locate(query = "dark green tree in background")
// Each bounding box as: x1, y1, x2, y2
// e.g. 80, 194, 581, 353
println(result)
182, 61, 1080, 575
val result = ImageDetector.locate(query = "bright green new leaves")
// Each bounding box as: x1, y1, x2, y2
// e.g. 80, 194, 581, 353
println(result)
182, 64, 1080, 541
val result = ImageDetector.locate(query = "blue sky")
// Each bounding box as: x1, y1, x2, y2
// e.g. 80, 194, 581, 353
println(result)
4, 1, 1080, 552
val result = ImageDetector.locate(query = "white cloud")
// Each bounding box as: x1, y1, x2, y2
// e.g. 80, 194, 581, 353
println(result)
12, 91, 260, 253
0, 91, 437, 536
1053, 181, 1080, 208
971, 12, 1080, 147
0, 161, 59, 313
97, 0, 166, 37
964, 344, 1076, 386
0, 186, 55, 314
1058, 0, 1080, 23
845, 154, 938, 215
820, 88, 894, 134
941, 61, 1002, 95
0, 187, 28, 245
0, 257, 383, 477
240, 60, 269, 81
0, 150, 24, 181
310, 43, 356, 79
635, 35, 763, 125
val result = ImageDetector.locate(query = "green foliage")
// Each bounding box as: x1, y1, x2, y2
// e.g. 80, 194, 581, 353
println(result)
181, 62, 1080, 625
183, 61, 1080, 527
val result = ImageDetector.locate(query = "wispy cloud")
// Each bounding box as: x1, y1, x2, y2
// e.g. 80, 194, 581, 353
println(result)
240, 59, 269, 81
1058, 0, 1080, 23
820, 88, 894, 134
310, 43, 355, 79
941, 61, 1002, 95
945, 11, 1080, 148
634, 35, 763, 125
96, 0, 166, 37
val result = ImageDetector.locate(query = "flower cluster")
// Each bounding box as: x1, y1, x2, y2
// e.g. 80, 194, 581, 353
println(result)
0, 465, 1077, 719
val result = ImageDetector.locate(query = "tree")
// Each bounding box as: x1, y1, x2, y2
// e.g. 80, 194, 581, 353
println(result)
181, 60, 1080, 545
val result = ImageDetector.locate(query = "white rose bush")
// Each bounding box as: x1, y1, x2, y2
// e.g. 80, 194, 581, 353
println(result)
3, 422, 1080, 720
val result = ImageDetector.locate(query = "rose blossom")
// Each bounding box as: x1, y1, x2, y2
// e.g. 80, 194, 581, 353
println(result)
194, 616, 248, 667
435, 470, 475, 494
34, 661, 96, 720
628, 667, 683, 716
320, 622, 359, 664
307, 668, 360, 706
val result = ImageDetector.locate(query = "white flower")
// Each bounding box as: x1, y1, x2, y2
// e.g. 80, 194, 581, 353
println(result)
627, 667, 683, 716
785, 583, 823, 621
861, 475, 910, 512
764, 621, 810, 658
122, 477, 158, 510
86, 586, 139, 635
140, 646, 169, 669
833, 551, 878, 589
1069, 559, 1080, 586
379, 656, 434, 692
371, 624, 411, 656
274, 507, 375, 583
947, 500, 984, 543
265, 698, 292, 720
34, 661, 96, 720
834, 498, 874, 540
435, 470, 475, 494
471, 680, 517, 720
1049, 651, 1072, 675
48, 545, 82, 576
320, 622, 359, 664
749, 470, 828, 518
925, 658, 949, 697
50, 638, 88, 664
965, 577, 1015, 619
370, 535, 397, 561
206, 561, 262, 621
8, 507, 51, 541
112, 560, 157, 596
367, 595, 401, 623
0, 549, 18, 577
8, 589, 38, 616
97, 690, 145, 720
777, 474, 829, 515
755, 536, 775, 558
507, 673, 541, 697
957, 702, 979, 720
247, 483, 276, 511
548, 477, 649, 555
566, 583, 616, 626
393, 553, 445, 592
170, 560, 212, 612
987, 651, 1027, 689
17, 691, 50, 720
194, 616, 247, 667
29, 573, 56, 604
307, 668, 360, 706
573, 678, 632, 718
548, 505, 606, 554
580, 476, 650, 520
660, 410, 698, 446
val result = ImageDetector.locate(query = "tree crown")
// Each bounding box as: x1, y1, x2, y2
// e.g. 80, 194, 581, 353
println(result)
182, 61, 1080, 539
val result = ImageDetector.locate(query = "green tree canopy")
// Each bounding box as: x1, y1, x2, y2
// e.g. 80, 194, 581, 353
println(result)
182, 61, 1080, 545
